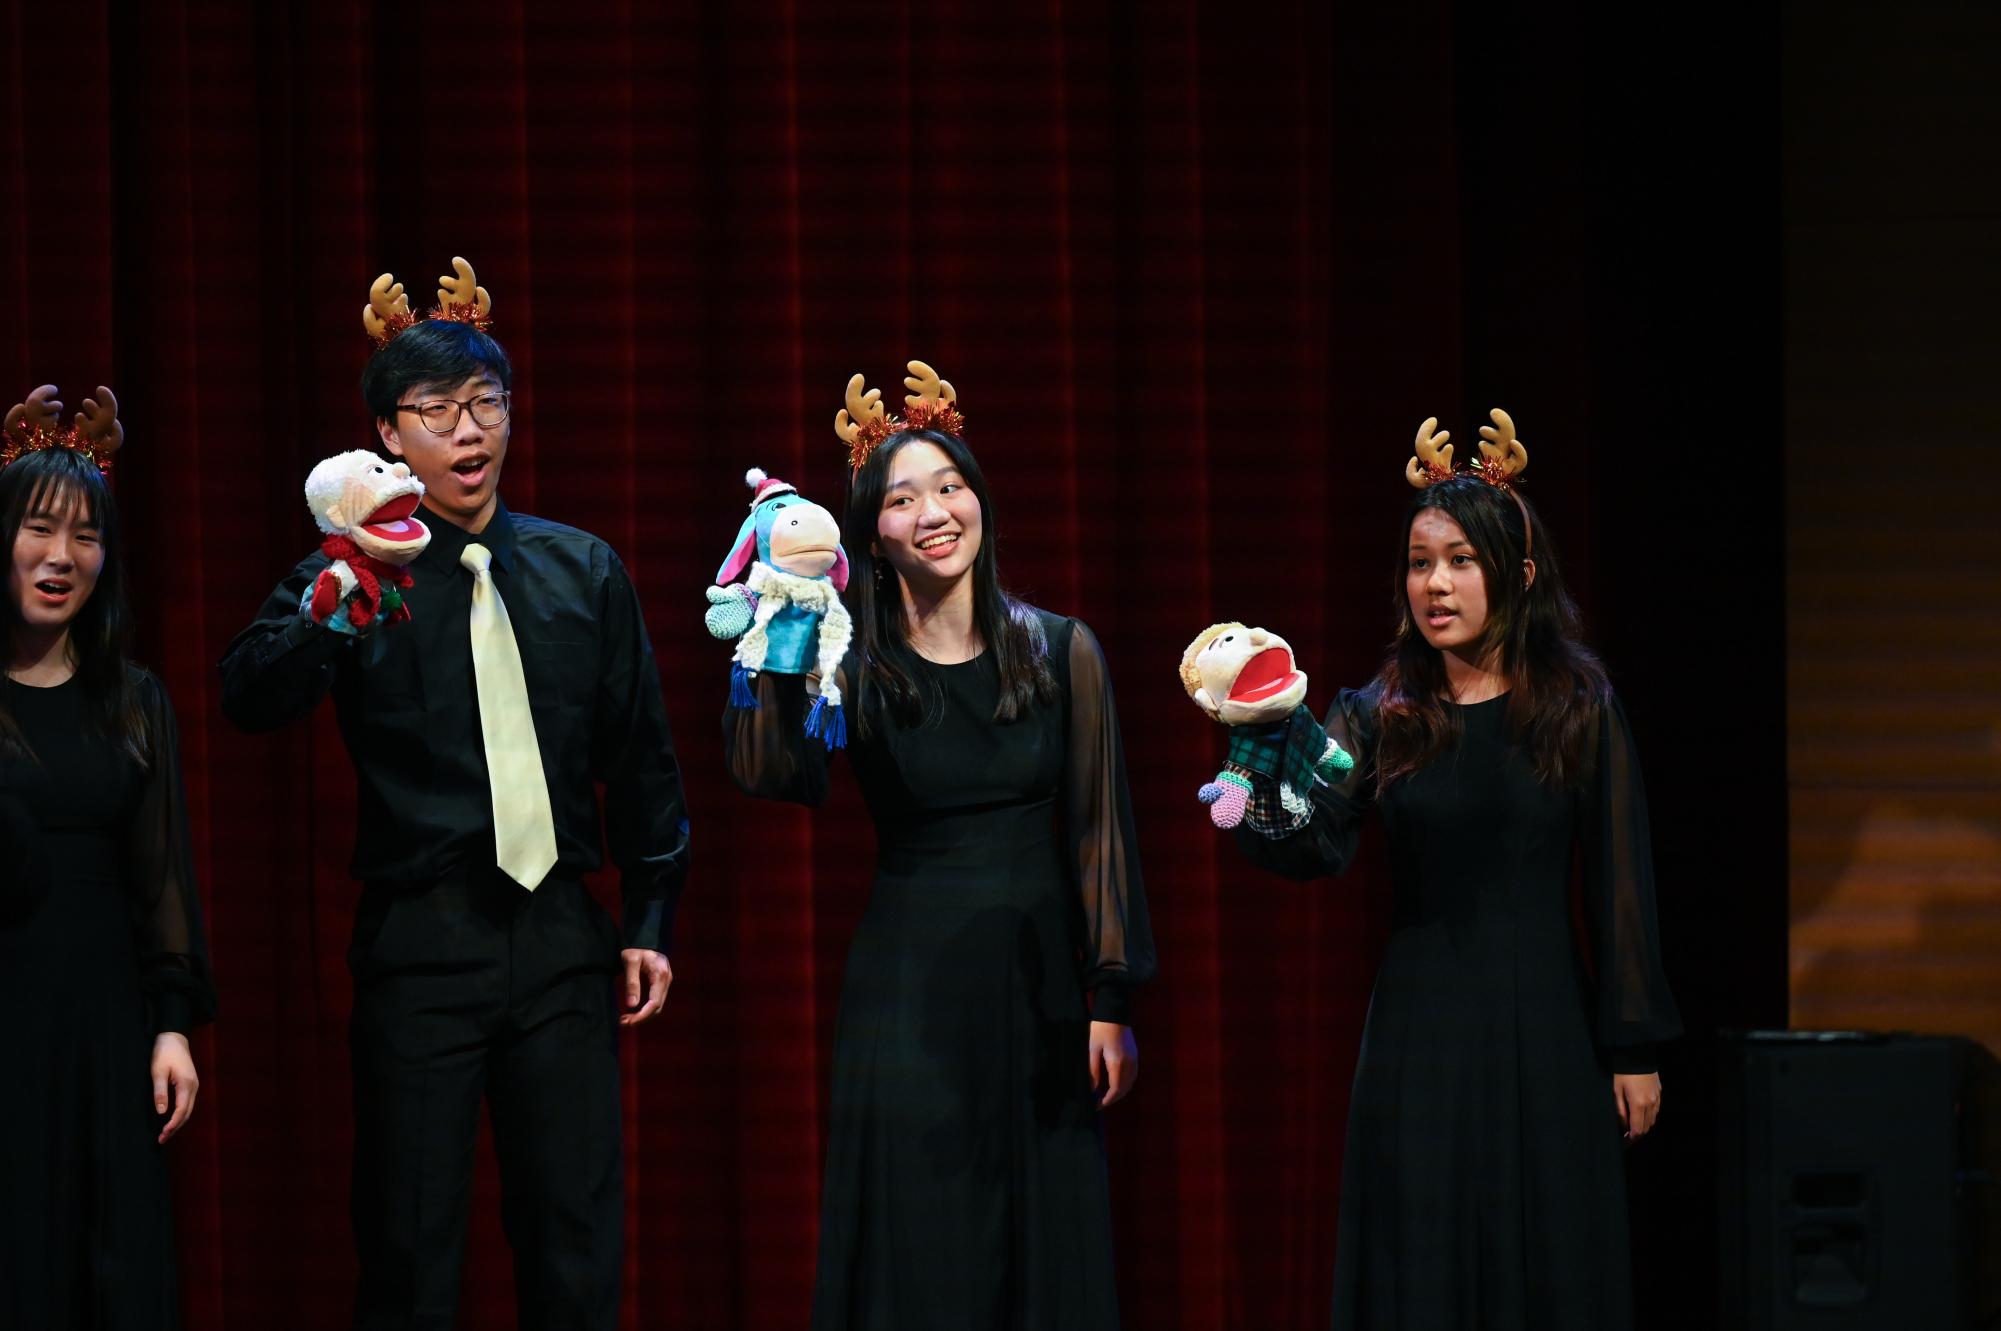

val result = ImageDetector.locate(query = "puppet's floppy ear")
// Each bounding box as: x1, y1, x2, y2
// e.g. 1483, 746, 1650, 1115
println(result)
828, 545, 851, 593
716, 515, 760, 585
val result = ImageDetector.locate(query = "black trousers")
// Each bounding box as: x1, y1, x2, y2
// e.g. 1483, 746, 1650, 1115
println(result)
347, 870, 623, 1331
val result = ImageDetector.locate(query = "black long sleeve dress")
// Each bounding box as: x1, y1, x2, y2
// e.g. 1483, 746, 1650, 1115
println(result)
724, 609, 1155, 1331
0, 668, 215, 1330
1237, 685, 1679, 1331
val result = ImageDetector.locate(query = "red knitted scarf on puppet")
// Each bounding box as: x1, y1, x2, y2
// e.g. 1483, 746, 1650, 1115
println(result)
320, 534, 416, 627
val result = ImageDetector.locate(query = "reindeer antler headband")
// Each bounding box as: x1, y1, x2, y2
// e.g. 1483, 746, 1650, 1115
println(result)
2, 384, 124, 475
1407, 408, 1533, 557
363, 255, 494, 346
834, 360, 965, 473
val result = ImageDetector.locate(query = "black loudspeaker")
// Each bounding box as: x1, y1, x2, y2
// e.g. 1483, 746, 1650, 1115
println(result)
1716, 1031, 2001, 1331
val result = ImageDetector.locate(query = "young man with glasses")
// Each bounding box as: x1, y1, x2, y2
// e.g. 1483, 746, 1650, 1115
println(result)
220, 314, 688, 1330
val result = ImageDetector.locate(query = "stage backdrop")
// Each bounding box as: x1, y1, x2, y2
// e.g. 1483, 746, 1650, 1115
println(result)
0, 2, 1782, 1327
1784, 1, 2001, 1065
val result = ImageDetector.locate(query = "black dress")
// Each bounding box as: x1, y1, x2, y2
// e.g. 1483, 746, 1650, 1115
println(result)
0, 669, 214, 1331
725, 610, 1154, 1331
1237, 686, 1679, 1331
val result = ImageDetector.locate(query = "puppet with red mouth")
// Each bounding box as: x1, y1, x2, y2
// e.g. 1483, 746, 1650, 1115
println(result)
301, 450, 431, 633
1179, 622, 1354, 832
707, 468, 854, 746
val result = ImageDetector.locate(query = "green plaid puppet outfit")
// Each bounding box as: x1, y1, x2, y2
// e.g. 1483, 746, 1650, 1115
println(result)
1221, 704, 1355, 837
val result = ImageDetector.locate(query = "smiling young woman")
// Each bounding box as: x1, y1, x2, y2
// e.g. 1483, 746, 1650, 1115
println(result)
0, 422, 214, 1329
724, 392, 1157, 1330
1226, 417, 1680, 1330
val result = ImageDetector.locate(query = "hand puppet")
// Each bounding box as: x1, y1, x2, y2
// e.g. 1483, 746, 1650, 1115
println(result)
711, 468, 853, 747
302, 450, 431, 633
1179, 622, 1353, 831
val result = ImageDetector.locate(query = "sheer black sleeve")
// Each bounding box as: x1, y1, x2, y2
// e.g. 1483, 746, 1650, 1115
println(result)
126, 670, 215, 1035
1232, 686, 1377, 880
218, 551, 352, 732
1579, 692, 1681, 1071
590, 549, 690, 954
1059, 619, 1156, 1026
722, 667, 839, 807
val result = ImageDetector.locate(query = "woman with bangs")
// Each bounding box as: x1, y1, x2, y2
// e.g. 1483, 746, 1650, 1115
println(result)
0, 389, 213, 1329
1229, 417, 1680, 1330
723, 382, 1155, 1331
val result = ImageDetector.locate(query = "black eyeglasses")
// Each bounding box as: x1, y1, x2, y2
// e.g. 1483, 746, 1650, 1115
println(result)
395, 391, 512, 435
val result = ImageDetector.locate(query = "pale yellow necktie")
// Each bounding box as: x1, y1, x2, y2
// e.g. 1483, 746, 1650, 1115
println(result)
461, 542, 558, 890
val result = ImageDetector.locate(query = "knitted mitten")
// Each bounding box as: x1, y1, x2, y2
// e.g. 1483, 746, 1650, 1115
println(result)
705, 584, 756, 640
1197, 768, 1254, 829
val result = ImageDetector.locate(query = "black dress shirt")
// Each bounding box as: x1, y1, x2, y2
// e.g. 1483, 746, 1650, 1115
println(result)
220, 501, 689, 952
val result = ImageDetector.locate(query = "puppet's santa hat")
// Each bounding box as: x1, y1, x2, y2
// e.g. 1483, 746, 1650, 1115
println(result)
744, 467, 798, 508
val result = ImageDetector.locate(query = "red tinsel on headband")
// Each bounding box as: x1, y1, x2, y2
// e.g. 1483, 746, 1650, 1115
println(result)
0, 424, 116, 476
366, 309, 419, 348
367, 303, 490, 349
846, 415, 896, 473
430, 302, 494, 335
1468, 456, 1525, 491
847, 403, 968, 473
903, 401, 965, 438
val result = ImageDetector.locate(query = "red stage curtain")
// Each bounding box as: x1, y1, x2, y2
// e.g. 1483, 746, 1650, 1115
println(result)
0, 2, 1781, 1327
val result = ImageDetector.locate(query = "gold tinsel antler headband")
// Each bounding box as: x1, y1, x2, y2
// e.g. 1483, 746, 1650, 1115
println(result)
1407, 407, 1532, 556
363, 255, 495, 347
2, 384, 124, 475
834, 359, 967, 473
1406, 408, 1528, 491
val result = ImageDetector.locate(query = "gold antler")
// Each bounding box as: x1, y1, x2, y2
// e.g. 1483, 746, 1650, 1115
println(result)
1405, 416, 1455, 488
902, 359, 956, 411
1475, 408, 1527, 482
363, 274, 412, 341
4, 384, 61, 440
834, 373, 884, 446
74, 386, 123, 460
437, 256, 491, 318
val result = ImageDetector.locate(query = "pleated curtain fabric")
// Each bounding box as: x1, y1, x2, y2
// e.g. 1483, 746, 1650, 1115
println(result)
0, 5, 1784, 1325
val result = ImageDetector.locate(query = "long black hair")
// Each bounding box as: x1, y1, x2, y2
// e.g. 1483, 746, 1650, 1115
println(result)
1373, 474, 1606, 791
843, 428, 1058, 735
0, 447, 147, 766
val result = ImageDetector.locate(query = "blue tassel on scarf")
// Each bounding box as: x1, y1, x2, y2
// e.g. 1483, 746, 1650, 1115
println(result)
729, 662, 759, 708
805, 695, 847, 750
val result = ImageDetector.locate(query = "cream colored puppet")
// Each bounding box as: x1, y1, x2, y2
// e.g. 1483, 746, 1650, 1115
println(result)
1180, 622, 1353, 832
302, 450, 431, 633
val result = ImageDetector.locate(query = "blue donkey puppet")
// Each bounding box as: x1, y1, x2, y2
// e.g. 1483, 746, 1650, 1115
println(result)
706, 468, 854, 746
